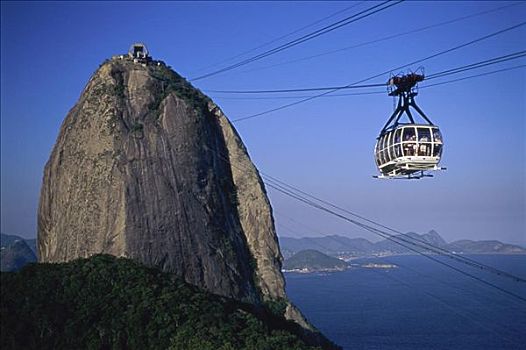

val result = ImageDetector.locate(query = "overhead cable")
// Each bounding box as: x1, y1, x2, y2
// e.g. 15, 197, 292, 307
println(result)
189, 1, 366, 75
263, 180, 526, 303
426, 50, 526, 80
237, 2, 524, 75
190, 0, 404, 81
231, 21, 526, 122
206, 82, 386, 94
211, 90, 385, 100
263, 173, 526, 284
208, 50, 525, 95
211, 64, 525, 101
421, 64, 526, 89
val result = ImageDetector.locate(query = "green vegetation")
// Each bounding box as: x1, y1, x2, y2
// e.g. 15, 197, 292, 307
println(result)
149, 64, 211, 117
264, 298, 288, 318
1, 255, 337, 350
113, 83, 125, 98
283, 250, 348, 272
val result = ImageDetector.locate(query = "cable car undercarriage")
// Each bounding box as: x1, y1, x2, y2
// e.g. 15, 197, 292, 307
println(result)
374, 72, 445, 179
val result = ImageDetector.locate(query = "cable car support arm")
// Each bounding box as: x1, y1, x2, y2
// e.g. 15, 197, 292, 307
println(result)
380, 73, 434, 133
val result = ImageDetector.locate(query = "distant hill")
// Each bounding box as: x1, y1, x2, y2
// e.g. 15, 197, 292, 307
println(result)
373, 230, 448, 254
447, 240, 526, 254
1, 233, 25, 248
1, 254, 339, 350
280, 231, 526, 258
283, 250, 348, 272
279, 236, 375, 258
1, 233, 37, 272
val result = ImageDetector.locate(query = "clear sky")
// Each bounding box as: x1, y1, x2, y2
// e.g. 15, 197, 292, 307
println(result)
1, 1, 525, 245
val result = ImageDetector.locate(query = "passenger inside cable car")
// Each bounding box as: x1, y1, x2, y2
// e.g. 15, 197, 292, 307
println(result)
374, 125, 444, 177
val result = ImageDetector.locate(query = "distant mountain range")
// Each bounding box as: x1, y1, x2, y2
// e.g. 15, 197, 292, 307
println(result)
1, 233, 37, 271
279, 230, 526, 259
3, 231, 524, 272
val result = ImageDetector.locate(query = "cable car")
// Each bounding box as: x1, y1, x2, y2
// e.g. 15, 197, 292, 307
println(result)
374, 72, 445, 179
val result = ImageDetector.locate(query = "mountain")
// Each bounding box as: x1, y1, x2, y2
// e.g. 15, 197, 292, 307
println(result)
373, 231, 448, 254
283, 250, 348, 272
423, 230, 447, 246
447, 240, 526, 254
1, 254, 339, 350
0, 233, 37, 272
1, 233, 25, 248
279, 235, 375, 258
280, 231, 525, 257
37, 47, 310, 329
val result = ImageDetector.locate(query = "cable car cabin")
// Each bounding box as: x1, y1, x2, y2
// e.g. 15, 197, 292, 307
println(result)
374, 125, 443, 178
374, 72, 445, 179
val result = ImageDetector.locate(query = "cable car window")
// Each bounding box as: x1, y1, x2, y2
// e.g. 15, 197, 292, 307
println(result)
403, 127, 416, 141
389, 146, 395, 161
432, 128, 442, 143
404, 143, 416, 156
433, 144, 443, 157
394, 128, 402, 144
418, 143, 431, 156
417, 128, 431, 142
380, 150, 386, 164
395, 144, 402, 158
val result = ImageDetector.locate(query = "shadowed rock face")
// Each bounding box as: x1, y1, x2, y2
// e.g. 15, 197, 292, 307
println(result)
38, 57, 285, 305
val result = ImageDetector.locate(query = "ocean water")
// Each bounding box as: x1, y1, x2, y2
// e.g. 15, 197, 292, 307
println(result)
285, 255, 526, 350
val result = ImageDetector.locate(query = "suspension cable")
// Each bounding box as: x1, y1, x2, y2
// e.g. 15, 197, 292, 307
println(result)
230, 21, 526, 122
236, 2, 524, 75
263, 174, 526, 283
189, 1, 367, 75
207, 50, 525, 95
210, 64, 525, 100
191, 1, 404, 81
264, 180, 526, 303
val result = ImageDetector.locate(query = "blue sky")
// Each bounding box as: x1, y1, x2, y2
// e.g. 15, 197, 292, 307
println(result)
1, 1, 525, 245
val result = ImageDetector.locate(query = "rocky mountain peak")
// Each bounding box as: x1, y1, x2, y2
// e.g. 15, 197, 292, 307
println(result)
38, 49, 290, 309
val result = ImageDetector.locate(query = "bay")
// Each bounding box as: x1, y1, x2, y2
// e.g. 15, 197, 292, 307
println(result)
285, 255, 526, 350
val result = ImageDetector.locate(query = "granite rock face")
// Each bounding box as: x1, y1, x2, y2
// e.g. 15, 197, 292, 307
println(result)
38, 56, 290, 309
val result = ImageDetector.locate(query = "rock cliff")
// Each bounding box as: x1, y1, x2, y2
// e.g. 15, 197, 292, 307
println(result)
37, 50, 316, 329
